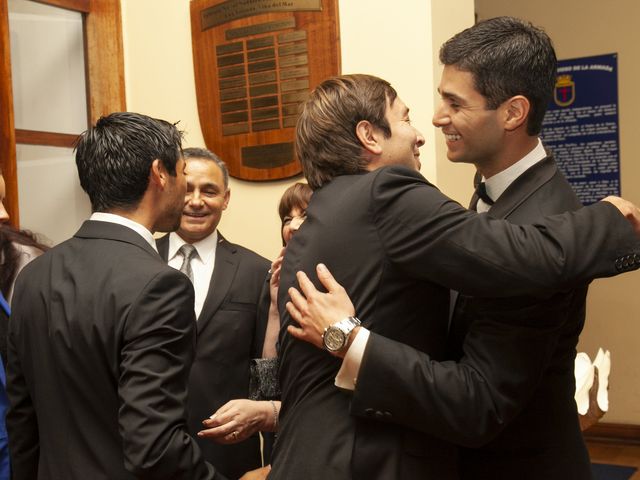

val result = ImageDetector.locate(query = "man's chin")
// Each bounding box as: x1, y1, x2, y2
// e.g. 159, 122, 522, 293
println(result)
446, 152, 466, 164
154, 218, 182, 234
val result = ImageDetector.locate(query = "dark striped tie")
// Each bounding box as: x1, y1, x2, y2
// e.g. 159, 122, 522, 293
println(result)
178, 244, 197, 282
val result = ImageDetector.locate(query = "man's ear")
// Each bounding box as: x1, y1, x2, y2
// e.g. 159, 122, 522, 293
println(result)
149, 159, 167, 189
355, 120, 383, 155
503, 95, 530, 132
222, 188, 230, 211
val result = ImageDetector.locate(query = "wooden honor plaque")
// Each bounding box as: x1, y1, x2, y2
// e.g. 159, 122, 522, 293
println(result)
190, 0, 340, 181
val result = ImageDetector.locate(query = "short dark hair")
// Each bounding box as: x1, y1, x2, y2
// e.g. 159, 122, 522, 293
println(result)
278, 182, 312, 222
183, 147, 229, 190
439, 16, 557, 135
295, 74, 398, 190
75, 112, 183, 212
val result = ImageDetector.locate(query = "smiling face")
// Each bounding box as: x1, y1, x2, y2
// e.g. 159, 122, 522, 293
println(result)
373, 96, 425, 171
281, 206, 307, 245
177, 158, 229, 244
433, 65, 506, 172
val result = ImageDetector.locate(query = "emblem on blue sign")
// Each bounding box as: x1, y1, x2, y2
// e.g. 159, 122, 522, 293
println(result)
554, 74, 575, 107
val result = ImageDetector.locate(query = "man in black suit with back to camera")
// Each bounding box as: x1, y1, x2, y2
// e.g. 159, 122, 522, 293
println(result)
269, 71, 640, 479
6, 112, 224, 480
156, 147, 269, 480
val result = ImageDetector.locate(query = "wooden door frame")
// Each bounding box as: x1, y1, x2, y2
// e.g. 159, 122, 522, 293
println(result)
0, 0, 125, 227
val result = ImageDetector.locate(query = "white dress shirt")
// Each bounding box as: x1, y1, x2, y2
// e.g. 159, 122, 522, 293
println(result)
166, 231, 218, 319
90, 212, 157, 252
335, 139, 548, 390
476, 139, 546, 213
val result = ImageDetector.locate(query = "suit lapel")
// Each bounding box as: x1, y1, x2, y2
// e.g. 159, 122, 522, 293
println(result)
197, 234, 238, 331
487, 155, 558, 219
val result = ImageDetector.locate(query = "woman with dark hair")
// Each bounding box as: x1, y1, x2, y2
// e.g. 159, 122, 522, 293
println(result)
0, 172, 47, 480
0, 224, 48, 302
278, 182, 312, 246
0, 173, 48, 361
0, 171, 48, 303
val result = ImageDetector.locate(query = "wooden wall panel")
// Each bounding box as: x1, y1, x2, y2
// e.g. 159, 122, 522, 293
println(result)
85, 0, 126, 123
0, 0, 19, 226
33, 0, 90, 13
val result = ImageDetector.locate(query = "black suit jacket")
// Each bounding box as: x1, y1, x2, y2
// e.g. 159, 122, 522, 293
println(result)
7, 220, 217, 480
158, 233, 269, 479
271, 165, 640, 480
446, 156, 592, 479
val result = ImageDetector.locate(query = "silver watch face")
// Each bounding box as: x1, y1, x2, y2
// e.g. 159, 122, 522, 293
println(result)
323, 327, 346, 352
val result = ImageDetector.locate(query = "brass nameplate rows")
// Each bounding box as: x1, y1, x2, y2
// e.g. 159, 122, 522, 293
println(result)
215, 19, 311, 136
192, 0, 339, 179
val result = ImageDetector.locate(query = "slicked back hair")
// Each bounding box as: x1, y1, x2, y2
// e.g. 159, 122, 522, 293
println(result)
75, 112, 183, 212
182, 147, 229, 191
440, 16, 557, 135
295, 74, 398, 190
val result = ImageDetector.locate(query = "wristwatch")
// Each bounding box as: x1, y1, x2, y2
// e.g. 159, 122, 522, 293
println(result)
322, 316, 361, 352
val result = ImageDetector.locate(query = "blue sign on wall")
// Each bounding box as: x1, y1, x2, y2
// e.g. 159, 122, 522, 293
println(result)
541, 53, 620, 205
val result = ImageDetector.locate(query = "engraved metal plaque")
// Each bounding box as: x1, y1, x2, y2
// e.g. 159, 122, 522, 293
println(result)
191, 0, 340, 180
246, 36, 276, 49
242, 142, 295, 169
249, 71, 277, 85
229, 19, 295, 41
281, 104, 301, 116
219, 76, 246, 89
202, 1, 321, 30
220, 99, 248, 113
280, 66, 309, 80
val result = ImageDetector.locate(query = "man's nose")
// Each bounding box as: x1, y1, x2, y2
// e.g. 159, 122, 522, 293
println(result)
432, 103, 450, 128
188, 192, 203, 206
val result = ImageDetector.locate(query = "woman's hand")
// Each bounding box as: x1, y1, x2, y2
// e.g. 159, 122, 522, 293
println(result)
198, 399, 278, 443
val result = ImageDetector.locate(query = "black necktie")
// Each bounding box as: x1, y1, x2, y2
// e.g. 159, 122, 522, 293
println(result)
475, 182, 494, 206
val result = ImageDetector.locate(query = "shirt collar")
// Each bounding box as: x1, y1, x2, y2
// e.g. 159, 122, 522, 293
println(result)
483, 139, 547, 202
168, 230, 218, 264
90, 212, 157, 252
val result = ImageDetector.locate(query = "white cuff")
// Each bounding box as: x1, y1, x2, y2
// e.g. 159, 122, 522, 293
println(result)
335, 327, 370, 390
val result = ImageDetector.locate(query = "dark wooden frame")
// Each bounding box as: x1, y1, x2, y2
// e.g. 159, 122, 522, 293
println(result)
190, 0, 341, 181
584, 422, 640, 445
0, 0, 125, 227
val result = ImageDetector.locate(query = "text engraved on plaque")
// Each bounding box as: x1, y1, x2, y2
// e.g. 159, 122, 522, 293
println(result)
202, 0, 322, 30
